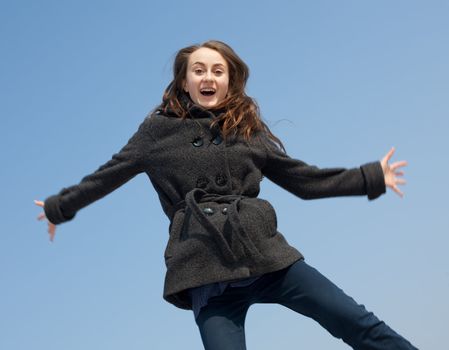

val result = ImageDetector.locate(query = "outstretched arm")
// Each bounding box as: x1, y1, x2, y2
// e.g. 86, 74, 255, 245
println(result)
260, 133, 406, 200
35, 117, 155, 241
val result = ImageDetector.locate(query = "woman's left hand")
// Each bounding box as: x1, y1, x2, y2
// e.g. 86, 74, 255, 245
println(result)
381, 147, 407, 197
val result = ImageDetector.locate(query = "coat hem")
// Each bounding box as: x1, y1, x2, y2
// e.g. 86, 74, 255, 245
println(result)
163, 251, 304, 310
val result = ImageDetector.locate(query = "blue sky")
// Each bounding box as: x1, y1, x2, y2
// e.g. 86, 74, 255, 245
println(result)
2, 1, 448, 349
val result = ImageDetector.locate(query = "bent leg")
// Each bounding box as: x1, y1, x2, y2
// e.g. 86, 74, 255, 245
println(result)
195, 290, 250, 350
258, 260, 417, 350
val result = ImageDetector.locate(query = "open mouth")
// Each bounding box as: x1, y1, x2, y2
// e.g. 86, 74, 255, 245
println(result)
200, 88, 216, 96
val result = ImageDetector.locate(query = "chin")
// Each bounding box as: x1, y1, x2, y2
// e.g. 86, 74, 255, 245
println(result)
199, 100, 218, 109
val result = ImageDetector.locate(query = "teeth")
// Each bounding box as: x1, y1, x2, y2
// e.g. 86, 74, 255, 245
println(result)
200, 88, 216, 96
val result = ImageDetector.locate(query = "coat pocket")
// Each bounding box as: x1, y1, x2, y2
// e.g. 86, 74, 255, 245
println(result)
164, 210, 185, 263
256, 198, 278, 234
238, 197, 278, 244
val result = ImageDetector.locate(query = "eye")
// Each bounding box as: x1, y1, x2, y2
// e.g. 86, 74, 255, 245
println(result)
194, 68, 204, 75
215, 70, 224, 76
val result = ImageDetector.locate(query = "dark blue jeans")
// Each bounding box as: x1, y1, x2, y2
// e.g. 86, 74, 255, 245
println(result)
195, 259, 418, 350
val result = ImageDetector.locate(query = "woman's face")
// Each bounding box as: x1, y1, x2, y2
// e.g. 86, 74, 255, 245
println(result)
184, 47, 229, 109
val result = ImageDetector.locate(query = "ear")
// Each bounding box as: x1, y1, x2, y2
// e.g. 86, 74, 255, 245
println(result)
183, 80, 188, 93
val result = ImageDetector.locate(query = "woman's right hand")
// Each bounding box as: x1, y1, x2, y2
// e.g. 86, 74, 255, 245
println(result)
34, 200, 57, 242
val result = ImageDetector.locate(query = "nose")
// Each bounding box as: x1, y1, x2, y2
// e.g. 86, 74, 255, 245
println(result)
203, 70, 213, 82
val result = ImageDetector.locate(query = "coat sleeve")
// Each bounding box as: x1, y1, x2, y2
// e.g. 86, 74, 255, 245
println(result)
44, 117, 155, 225
259, 133, 386, 201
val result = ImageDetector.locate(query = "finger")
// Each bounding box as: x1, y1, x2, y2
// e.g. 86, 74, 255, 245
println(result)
395, 178, 407, 185
37, 212, 46, 221
395, 171, 405, 177
34, 200, 44, 207
392, 185, 404, 198
384, 147, 395, 163
48, 225, 55, 242
390, 160, 408, 171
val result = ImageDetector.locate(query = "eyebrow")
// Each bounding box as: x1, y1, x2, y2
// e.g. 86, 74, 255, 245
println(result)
191, 62, 226, 68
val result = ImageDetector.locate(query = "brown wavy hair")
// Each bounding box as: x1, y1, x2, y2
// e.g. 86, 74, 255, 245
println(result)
157, 40, 285, 151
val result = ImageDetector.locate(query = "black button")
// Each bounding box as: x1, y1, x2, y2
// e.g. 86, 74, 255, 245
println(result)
192, 137, 204, 147
196, 177, 209, 188
221, 207, 228, 215
215, 174, 227, 186
203, 207, 214, 215
212, 134, 222, 145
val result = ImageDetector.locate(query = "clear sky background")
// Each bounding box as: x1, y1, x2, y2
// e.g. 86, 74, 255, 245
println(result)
2, 1, 448, 349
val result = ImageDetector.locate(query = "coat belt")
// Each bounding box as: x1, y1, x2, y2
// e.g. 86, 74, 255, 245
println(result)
169, 188, 265, 265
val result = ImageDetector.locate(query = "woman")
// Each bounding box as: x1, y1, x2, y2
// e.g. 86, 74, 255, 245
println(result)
35, 40, 417, 349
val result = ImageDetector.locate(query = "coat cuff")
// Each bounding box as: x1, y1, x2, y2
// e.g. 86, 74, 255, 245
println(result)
360, 161, 386, 200
44, 192, 76, 225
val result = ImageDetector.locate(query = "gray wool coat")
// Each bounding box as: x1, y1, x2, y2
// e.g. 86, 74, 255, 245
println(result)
44, 101, 386, 310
